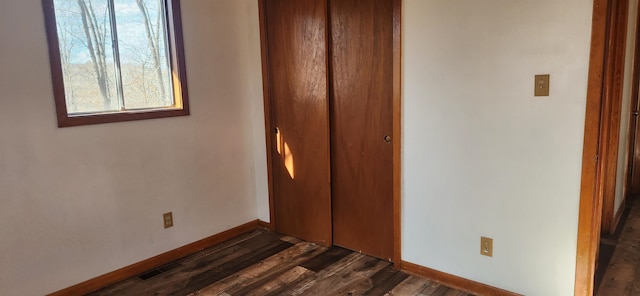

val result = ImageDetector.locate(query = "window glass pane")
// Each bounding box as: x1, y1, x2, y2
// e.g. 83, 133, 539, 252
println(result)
54, 0, 119, 114
114, 0, 174, 109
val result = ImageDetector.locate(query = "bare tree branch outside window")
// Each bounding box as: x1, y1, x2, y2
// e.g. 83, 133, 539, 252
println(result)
77, 0, 112, 108
53, 0, 174, 114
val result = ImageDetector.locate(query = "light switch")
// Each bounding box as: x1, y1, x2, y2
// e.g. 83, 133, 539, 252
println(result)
535, 74, 550, 97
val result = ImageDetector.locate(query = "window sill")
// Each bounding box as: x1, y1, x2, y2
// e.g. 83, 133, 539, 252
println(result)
57, 107, 190, 127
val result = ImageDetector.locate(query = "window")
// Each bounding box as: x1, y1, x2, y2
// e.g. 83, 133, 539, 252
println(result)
42, 0, 189, 127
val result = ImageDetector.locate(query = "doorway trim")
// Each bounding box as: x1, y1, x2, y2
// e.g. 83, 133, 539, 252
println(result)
257, 0, 276, 232
626, 0, 640, 197
574, 0, 612, 294
392, 0, 403, 266
575, 0, 640, 293
257, 0, 403, 266
601, 0, 631, 235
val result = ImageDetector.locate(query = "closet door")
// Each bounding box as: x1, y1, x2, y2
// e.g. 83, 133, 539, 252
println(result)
265, 0, 332, 246
330, 0, 394, 260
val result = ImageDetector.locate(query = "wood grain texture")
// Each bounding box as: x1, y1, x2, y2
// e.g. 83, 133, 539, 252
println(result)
264, 0, 333, 246
257, 220, 273, 231
48, 220, 263, 296
258, 0, 277, 232
41, 0, 68, 126
222, 245, 325, 295
329, 0, 394, 261
387, 276, 438, 295
598, 196, 640, 295
628, 0, 640, 197
260, 0, 402, 261
193, 242, 325, 295
299, 246, 353, 272
88, 231, 469, 295
401, 261, 521, 296
361, 265, 410, 295
392, 0, 403, 268
599, 0, 619, 234
574, 0, 611, 294
92, 231, 288, 295
242, 265, 315, 296
90, 231, 287, 295
168, 240, 294, 294
602, 0, 631, 234
294, 254, 390, 295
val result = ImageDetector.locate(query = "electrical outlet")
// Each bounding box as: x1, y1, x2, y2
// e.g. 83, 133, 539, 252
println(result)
480, 237, 493, 257
163, 212, 173, 229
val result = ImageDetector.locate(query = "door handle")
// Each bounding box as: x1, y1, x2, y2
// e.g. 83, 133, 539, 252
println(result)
384, 135, 391, 143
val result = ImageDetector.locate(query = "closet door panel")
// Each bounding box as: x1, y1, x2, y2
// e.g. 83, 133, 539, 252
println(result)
266, 0, 332, 246
330, 0, 394, 260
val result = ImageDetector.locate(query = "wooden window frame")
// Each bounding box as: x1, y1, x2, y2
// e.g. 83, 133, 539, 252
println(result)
41, 0, 190, 128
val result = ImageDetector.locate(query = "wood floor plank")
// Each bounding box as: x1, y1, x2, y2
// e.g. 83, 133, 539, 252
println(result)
598, 241, 640, 295
338, 264, 403, 296
225, 248, 329, 295
599, 280, 628, 296
417, 281, 454, 296
277, 253, 390, 295
446, 288, 475, 296
272, 252, 365, 295
181, 229, 270, 265
241, 266, 315, 296
280, 236, 304, 244
595, 197, 640, 295
194, 241, 325, 295
299, 246, 353, 272
90, 232, 288, 296
620, 219, 640, 244
630, 251, 640, 295
361, 264, 410, 296
89, 230, 471, 296
317, 257, 391, 295
244, 245, 354, 296
90, 246, 255, 295
89, 230, 273, 296
170, 239, 294, 295
443, 289, 474, 296
386, 276, 434, 295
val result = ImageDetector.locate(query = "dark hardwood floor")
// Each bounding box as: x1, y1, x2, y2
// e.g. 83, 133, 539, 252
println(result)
90, 229, 472, 295
597, 195, 640, 295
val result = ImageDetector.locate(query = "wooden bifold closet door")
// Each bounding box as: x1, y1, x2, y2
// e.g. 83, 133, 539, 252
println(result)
265, 0, 333, 246
329, 0, 394, 261
263, 0, 394, 261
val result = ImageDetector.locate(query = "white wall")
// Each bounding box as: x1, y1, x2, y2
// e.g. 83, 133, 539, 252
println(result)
0, 0, 599, 294
614, 0, 639, 219
0, 0, 266, 294
247, 0, 271, 222
402, 1, 592, 295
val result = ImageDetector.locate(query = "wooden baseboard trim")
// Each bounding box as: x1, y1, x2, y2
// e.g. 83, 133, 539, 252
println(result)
611, 198, 627, 233
257, 219, 273, 230
49, 219, 263, 296
401, 261, 522, 296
